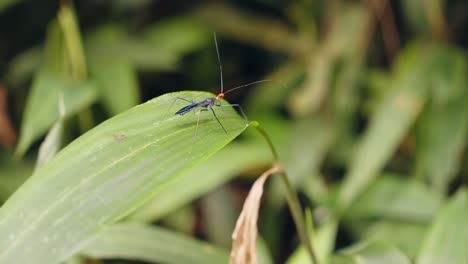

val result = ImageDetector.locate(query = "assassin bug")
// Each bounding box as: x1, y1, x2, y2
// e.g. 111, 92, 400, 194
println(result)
168, 33, 268, 137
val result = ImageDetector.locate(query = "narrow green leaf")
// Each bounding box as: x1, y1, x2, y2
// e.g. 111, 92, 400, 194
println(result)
81, 222, 229, 264
0, 152, 33, 201
43, 21, 68, 76
15, 70, 98, 157
347, 175, 443, 222
5, 47, 41, 86
337, 84, 425, 210
57, 2, 87, 80
143, 16, 210, 56
333, 240, 411, 264
285, 118, 331, 204
416, 188, 468, 264
84, 24, 178, 71
90, 58, 139, 115
0, 91, 246, 264
337, 44, 428, 211
84, 17, 209, 72
363, 221, 428, 259
288, 4, 368, 116
414, 46, 468, 191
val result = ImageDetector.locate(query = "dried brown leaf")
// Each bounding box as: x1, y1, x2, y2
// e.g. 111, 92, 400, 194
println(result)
230, 165, 284, 264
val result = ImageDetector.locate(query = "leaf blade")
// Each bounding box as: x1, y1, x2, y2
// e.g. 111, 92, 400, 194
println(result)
0, 91, 246, 264
416, 188, 468, 264
15, 70, 98, 157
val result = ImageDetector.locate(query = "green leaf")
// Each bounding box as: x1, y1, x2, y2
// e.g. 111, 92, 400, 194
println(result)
5, 47, 42, 85
363, 221, 428, 259
89, 57, 139, 115
347, 175, 443, 222
331, 240, 412, 264
143, 16, 210, 56
80, 222, 229, 263
84, 24, 179, 71
337, 44, 428, 211
84, 17, 210, 72
15, 70, 98, 157
416, 188, 468, 264
414, 46, 468, 191
288, 4, 368, 116
129, 141, 271, 221
285, 118, 331, 204
0, 91, 247, 264
0, 151, 34, 201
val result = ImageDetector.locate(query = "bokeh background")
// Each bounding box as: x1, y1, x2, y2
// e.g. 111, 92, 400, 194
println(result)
1, 0, 468, 263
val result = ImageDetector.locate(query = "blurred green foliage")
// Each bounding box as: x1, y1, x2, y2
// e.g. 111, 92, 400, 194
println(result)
0, 0, 467, 263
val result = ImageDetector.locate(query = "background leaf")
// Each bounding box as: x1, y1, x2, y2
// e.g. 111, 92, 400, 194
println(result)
89, 57, 139, 115
416, 189, 468, 264
15, 70, 98, 157
413, 47, 468, 191
346, 175, 443, 221
332, 240, 412, 264
337, 44, 429, 211
81, 222, 229, 264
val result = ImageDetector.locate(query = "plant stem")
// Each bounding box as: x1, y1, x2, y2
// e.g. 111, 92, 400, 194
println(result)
250, 121, 319, 264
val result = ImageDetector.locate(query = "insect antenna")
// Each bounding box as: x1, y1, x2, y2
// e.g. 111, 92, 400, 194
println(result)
222, 79, 270, 96
214, 32, 224, 94
213, 33, 269, 99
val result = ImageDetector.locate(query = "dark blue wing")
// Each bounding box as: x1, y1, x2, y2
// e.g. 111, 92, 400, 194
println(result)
175, 103, 200, 115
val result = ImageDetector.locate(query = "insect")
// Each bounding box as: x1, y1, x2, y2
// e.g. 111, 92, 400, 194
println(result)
168, 33, 268, 137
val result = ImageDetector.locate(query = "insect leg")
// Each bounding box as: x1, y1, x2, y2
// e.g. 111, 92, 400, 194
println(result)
217, 103, 249, 125
210, 108, 227, 134
194, 109, 209, 139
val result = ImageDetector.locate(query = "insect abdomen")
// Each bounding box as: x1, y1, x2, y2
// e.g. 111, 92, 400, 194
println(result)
175, 103, 199, 115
